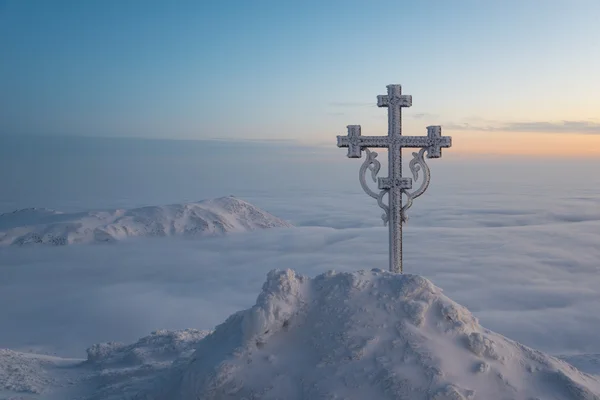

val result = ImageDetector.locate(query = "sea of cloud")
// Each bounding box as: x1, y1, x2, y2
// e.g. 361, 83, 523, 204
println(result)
0, 136, 599, 359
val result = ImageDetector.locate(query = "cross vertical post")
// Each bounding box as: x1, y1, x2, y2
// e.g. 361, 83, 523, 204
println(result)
378, 85, 412, 273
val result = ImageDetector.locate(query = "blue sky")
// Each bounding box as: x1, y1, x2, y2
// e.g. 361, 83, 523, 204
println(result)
1, 0, 599, 154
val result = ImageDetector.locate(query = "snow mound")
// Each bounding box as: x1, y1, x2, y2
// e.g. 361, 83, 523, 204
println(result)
142, 269, 600, 400
0, 197, 291, 246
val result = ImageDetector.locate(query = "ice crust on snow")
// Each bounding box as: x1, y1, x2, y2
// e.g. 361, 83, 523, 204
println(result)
0, 197, 291, 246
144, 269, 600, 400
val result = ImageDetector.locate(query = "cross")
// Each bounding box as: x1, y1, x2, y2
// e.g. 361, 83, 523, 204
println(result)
336, 84, 451, 273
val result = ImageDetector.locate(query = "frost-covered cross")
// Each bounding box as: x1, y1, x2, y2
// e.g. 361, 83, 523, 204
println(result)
337, 84, 451, 273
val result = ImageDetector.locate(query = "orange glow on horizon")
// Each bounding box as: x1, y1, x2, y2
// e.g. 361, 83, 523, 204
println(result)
444, 131, 600, 158
313, 131, 600, 158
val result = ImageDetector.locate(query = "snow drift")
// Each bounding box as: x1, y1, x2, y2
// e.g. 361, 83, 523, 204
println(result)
144, 269, 600, 400
0, 196, 291, 246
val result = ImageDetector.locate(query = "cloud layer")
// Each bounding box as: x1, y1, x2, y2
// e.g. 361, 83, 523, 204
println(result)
1, 138, 599, 360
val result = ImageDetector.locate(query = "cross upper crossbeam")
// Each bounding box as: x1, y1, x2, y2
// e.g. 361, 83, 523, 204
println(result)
336, 125, 451, 159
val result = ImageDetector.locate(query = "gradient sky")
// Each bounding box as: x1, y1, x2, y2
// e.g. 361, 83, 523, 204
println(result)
1, 0, 599, 155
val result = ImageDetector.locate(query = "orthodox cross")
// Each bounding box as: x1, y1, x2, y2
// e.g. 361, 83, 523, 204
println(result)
337, 84, 451, 273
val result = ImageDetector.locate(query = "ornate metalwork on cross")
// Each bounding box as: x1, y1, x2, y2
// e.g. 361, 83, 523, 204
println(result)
337, 84, 452, 274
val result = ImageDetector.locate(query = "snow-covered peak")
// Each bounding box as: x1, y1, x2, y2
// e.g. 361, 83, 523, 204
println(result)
145, 269, 600, 400
2, 270, 599, 399
0, 196, 292, 246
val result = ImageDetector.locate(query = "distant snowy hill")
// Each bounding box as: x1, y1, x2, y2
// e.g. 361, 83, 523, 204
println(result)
0, 197, 291, 246
2, 270, 600, 399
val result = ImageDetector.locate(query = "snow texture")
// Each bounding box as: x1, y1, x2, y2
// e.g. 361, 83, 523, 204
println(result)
0, 349, 55, 395
85, 329, 210, 367
0, 349, 82, 399
561, 355, 600, 377
138, 269, 600, 400
0, 330, 210, 400
81, 329, 211, 400
0, 197, 291, 246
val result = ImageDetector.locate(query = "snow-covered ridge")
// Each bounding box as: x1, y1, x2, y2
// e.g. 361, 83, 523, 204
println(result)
0, 196, 292, 246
